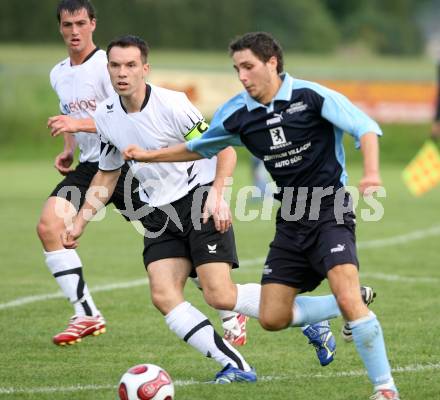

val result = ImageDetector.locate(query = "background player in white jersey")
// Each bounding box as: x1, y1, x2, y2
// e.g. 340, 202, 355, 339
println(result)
37, 0, 112, 346
37, 0, 248, 347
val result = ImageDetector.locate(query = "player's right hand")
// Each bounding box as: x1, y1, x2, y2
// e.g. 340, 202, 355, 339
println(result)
123, 144, 147, 161
54, 151, 74, 176
359, 172, 382, 196
203, 186, 232, 233
47, 115, 79, 137
61, 226, 82, 249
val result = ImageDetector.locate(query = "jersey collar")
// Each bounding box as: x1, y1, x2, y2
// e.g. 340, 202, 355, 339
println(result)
119, 84, 151, 113
245, 72, 294, 112
70, 47, 100, 66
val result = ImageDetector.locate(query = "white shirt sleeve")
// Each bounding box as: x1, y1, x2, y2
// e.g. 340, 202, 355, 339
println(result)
170, 93, 206, 140
95, 116, 124, 171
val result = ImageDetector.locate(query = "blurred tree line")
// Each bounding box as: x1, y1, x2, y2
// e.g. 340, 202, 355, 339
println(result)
0, 0, 433, 54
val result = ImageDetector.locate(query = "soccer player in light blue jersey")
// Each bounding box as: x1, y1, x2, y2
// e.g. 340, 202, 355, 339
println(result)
123, 32, 399, 400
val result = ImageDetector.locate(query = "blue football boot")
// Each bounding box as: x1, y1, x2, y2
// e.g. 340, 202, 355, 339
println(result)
303, 320, 336, 366
213, 364, 257, 384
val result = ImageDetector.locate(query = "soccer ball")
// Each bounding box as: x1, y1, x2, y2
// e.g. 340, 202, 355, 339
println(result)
118, 364, 174, 400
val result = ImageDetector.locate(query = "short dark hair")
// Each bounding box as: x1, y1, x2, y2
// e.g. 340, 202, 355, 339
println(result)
56, 0, 96, 23
107, 35, 150, 64
229, 32, 284, 74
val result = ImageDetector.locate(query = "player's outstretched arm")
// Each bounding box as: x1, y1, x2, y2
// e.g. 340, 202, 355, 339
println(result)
359, 132, 382, 195
62, 169, 121, 249
123, 143, 202, 163
48, 115, 97, 137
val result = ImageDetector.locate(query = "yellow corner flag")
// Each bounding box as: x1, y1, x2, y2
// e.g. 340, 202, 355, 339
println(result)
402, 140, 440, 196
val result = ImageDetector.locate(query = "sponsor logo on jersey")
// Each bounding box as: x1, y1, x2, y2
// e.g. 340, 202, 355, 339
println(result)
330, 243, 346, 253
286, 101, 308, 114
106, 103, 114, 113
62, 98, 97, 114
269, 127, 287, 146
266, 112, 284, 125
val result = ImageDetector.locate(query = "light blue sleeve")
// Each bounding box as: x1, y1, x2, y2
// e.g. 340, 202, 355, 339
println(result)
320, 86, 382, 148
186, 95, 244, 158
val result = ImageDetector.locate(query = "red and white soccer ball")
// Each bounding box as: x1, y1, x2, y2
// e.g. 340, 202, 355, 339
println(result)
118, 364, 174, 400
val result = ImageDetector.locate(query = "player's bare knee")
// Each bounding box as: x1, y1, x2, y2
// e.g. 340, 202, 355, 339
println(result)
203, 288, 234, 310
335, 291, 361, 316
36, 218, 61, 243
259, 315, 290, 331
150, 292, 172, 315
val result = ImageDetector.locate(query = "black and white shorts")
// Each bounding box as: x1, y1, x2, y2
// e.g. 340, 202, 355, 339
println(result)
141, 184, 239, 274
262, 192, 359, 293
49, 161, 145, 221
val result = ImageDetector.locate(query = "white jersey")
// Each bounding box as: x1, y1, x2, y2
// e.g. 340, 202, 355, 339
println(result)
50, 48, 114, 163
94, 84, 217, 207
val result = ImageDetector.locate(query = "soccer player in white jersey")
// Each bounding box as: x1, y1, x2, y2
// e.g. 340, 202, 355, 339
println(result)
37, 0, 113, 346
37, 0, 247, 348
61, 35, 257, 382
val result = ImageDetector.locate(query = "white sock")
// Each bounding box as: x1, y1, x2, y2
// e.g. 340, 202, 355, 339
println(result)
233, 283, 261, 318
218, 309, 239, 321
44, 249, 99, 317
165, 301, 251, 371
234, 284, 339, 329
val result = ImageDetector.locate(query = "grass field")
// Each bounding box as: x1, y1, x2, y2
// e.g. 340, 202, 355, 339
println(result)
1, 43, 439, 399
1, 158, 440, 399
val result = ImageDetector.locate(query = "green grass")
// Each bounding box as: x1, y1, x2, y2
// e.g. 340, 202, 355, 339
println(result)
1, 159, 440, 399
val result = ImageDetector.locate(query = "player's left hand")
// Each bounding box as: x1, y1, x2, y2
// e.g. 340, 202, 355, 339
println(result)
359, 173, 382, 195
203, 186, 232, 233
123, 144, 147, 161
54, 150, 74, 176
48, 115, 79, 137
